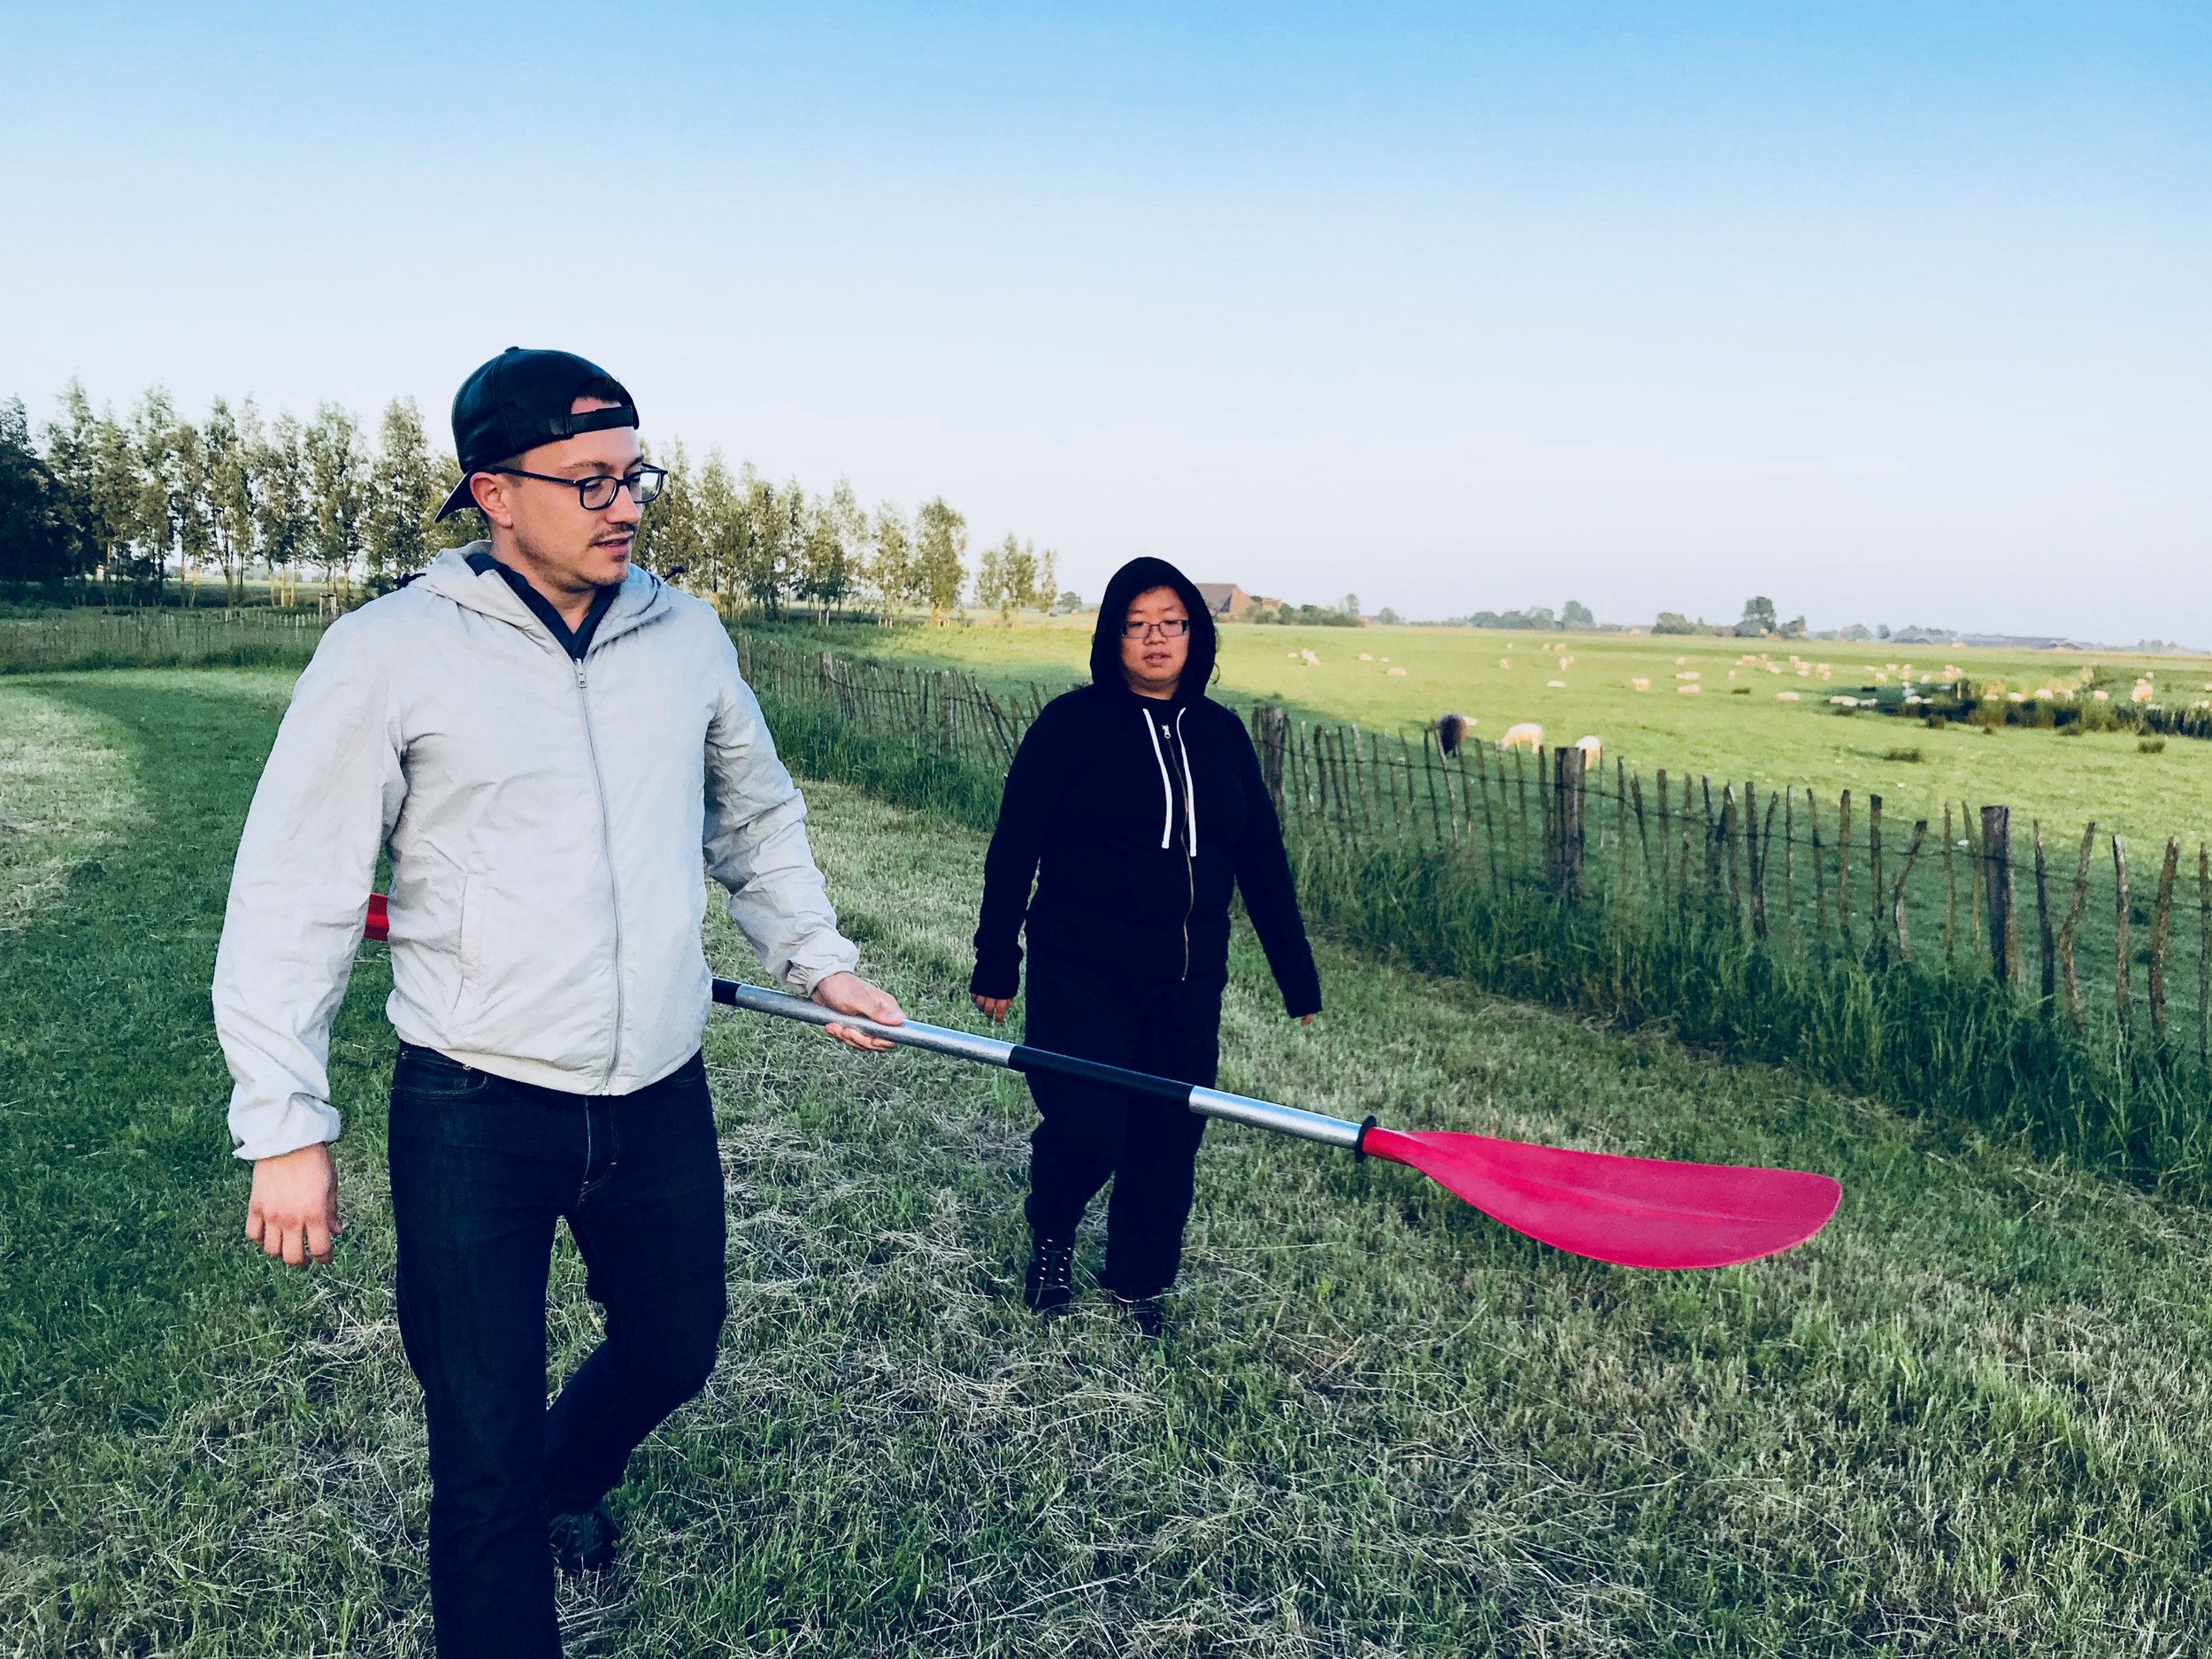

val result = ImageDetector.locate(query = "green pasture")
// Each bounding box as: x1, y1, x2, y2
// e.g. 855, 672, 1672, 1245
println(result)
4, 666, 2212, 1654
809, 619, 2212, 843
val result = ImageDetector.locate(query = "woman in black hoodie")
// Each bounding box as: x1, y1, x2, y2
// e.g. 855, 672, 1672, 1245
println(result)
971, 557, 1322, 1333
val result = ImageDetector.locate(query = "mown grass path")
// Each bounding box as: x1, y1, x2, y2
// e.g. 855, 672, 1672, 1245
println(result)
2, 669, 2209, 1655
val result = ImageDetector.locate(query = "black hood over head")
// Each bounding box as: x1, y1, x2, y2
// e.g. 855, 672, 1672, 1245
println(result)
1088, 557, 1218, 704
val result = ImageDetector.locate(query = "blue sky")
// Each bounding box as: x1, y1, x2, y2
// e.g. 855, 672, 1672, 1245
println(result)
4, 2, 2207, 639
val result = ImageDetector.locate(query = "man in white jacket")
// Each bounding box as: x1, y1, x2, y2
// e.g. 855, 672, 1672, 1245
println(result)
212, 348, 902, 1656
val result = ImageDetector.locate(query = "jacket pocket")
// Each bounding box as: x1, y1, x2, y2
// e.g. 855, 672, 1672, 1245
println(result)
455, 873, 481, 1012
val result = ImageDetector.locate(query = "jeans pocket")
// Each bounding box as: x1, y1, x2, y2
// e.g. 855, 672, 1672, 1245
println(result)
394, 1043, 491, 1101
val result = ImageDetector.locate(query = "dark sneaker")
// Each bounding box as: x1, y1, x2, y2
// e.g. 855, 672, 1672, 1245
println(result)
549, 1502, 619, 1575
1025, 1234, 1076, 1314
1111, 1293, 1167, 1339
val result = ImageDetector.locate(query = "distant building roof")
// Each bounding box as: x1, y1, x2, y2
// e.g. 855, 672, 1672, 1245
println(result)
1194, 583, 1255, 617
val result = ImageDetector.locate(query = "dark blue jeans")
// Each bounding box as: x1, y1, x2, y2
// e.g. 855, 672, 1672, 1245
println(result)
388, 1044, 727, 1658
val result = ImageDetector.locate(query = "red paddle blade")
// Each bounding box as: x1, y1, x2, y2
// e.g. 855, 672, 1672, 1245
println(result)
365, 893, 389, 942
1363, 1126, 1839, 1269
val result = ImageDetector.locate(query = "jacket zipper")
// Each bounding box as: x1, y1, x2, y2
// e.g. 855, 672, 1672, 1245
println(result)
1171, 712, 1193, 982
575, 657, 625, 1088
1181, 848, 1193, 982
1143, 703, 1198, 983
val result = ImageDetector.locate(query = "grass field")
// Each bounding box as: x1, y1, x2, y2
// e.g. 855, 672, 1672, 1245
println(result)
4, 666, 2212, 1655
803, 618, 2212, 843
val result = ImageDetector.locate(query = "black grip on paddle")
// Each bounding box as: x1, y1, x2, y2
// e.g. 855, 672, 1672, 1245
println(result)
1353, 1115, 1378, 1161
1007, 1044, 1196, 1105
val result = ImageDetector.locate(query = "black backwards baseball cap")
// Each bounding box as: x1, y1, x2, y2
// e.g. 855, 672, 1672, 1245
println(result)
434, 348, 641, 520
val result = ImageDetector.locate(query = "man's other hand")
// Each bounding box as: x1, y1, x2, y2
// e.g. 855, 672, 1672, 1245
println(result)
811, 972, 904, 1052
247, 1141, 342, 1265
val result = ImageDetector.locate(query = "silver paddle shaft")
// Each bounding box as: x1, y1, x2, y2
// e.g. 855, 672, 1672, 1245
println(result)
713, 979, 1367, 1151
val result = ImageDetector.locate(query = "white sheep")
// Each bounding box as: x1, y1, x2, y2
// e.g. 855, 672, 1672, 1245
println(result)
1573, 734, 1601, 767
1499, 722, 1545, 753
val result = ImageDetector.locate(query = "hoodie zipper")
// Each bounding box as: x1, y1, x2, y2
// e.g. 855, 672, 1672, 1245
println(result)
574, 656, 625, 1088
1144, 706, 1197, 984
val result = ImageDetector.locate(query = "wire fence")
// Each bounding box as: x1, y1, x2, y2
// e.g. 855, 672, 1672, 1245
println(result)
733, 632, 2212, 1064
0, 608, 333, 672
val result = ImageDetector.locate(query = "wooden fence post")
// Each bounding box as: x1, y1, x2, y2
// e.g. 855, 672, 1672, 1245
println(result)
1943, 803, 1956, 960
1783, 787, 1796, 941
1552, 744, 1586, 897
1869, 794, 1884, 936
2058, 823, 2094, 1025
1631, 772, 1651, 885
1891, 820, 1928, 961
1837, 791, 1855, 952
1721, 784, 1743, 933
1420, 731, 1445, 847
1982, 806, 2014, 987
1254, 703, 1287, 810
1472, 745, 1498, 887
1678, 776, 1694, 905
2033, 822, 2055, 1002
1808, 788, 1827, 949
1615, 757, 1630, 895
1964, 804, 1985, 953
1754, 790, 1778, 941
2151, 836, 2179, 1041
1515, 748, 1534, 877
2112, 833, 2131, 1027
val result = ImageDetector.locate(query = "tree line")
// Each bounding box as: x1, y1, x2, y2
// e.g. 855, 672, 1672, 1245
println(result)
0, 383, 1061, 622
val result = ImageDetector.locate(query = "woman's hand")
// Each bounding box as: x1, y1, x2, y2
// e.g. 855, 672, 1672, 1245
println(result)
972, 993, 1014, 1025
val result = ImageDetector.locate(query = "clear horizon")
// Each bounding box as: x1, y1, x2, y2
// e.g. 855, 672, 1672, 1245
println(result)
4, 2, 2206, 641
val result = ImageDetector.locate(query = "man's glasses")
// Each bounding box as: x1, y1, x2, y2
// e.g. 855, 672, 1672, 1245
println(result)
1122, 618, 1191, 639
488, 465, 668, 511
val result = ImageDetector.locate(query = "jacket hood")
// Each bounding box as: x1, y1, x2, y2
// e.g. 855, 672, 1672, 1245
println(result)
1088, 557, 1218, 705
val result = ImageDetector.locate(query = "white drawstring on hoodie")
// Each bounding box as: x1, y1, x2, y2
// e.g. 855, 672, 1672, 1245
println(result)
1141, 706, 1199, 853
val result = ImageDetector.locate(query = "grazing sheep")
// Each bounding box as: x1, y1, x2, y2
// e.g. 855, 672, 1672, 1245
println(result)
1433, 712, 1475, 756
1499, 722, 1544, 753
1630, 677, 1650, 691
1573, 734, 1601, 767
1386, 665, 1407, 677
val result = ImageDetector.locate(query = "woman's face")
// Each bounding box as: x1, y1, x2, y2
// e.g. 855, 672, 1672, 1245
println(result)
1119, 585, 1191, 698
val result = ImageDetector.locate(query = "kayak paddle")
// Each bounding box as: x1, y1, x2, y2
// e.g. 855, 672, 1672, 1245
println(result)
363, 895, 1840, 1268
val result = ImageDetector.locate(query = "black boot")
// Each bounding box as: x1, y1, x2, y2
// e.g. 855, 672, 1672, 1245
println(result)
549, 1501, 620, 1574
1025, 1233, 1076, 1313
1110, 1292, 1167, 1339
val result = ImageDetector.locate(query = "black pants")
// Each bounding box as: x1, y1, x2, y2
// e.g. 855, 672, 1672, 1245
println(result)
388, 1044, 727, 1659
1021, 952, 1223, 1299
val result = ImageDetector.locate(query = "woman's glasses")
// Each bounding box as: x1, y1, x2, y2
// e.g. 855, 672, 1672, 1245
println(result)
1121, 618, 1191, 639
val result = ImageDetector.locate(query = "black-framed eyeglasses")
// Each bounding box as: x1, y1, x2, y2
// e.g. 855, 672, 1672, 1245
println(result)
488, 465, 667, 511
1122, 618, 1191, 639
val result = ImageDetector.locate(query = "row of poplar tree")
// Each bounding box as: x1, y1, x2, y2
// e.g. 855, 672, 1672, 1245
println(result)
0, 382, 1061, 621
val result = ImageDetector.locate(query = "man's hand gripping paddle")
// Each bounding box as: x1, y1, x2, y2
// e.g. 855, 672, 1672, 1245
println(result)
365, 895, 1839, 1269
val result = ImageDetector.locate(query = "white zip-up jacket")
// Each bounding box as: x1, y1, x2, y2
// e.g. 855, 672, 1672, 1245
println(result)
212, 544, 859, 1161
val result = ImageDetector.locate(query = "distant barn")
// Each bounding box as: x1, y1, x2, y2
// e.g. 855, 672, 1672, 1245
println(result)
1194, 583, 1256, 618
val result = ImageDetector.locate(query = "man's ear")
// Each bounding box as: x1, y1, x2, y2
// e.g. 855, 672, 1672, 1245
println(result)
469, 471, 515, 529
